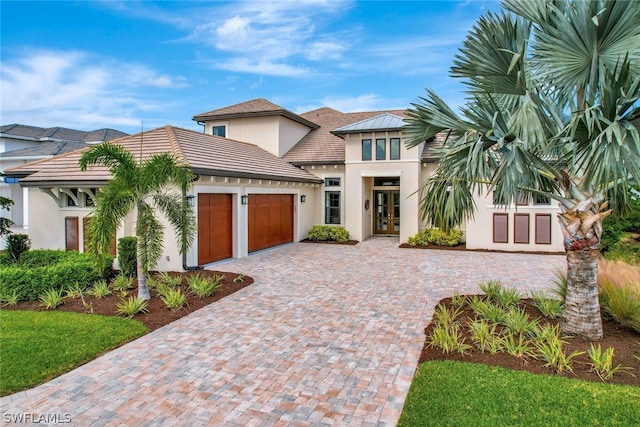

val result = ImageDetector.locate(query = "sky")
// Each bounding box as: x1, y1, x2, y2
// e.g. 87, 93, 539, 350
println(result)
1, 0, 500, 135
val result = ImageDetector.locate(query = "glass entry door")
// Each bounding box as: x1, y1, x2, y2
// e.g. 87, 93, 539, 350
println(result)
374, 190, 400, 235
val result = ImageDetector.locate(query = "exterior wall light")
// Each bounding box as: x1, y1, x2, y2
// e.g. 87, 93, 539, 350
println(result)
185, 195, 196, 207
300, 195, 306, 203
241, 195, 249, 205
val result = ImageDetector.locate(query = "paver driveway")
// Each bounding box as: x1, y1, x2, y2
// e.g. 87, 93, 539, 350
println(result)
1, 237, 565, 426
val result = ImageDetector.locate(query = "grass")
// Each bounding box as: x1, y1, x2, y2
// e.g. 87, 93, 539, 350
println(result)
0, 310, 147, 396
398, 360, 640, 427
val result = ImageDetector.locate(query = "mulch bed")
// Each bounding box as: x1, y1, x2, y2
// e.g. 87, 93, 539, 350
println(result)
421, 296, 640, 387
300, 239, 359, 245
3, 270, 253, 332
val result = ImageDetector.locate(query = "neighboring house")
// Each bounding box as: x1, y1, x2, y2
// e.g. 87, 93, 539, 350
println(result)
0, 124, 128, 239
4, 99, 564, 272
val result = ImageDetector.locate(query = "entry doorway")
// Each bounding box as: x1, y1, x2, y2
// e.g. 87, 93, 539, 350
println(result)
374, 190, 400, 235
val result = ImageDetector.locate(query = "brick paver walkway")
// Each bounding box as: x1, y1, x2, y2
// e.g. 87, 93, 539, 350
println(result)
1, 237, 565, 426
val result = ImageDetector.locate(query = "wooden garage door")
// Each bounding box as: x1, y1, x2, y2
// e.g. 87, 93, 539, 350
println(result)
248, 194, 293, 253
198, 194, 233, 264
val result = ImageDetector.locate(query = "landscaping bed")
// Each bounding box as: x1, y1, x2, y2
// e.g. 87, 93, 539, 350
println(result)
420, 295, 640, 387
300, 238, 359, 245
2, 270, 253, 332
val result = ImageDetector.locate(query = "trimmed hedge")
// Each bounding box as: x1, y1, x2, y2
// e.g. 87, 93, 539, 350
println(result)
307, 225, 350, 243
117, 237, 137, 277
407, 228, 464, 247
0, 251, 113, 301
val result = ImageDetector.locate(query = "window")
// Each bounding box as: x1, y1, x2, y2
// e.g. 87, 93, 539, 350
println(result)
516, 193, 529, 206
390, 138, 400, 160
325, 178, 341, 187
362, 139, 372, 161
212, 126, 226, 137
376, 138, 386, 160
325, 191, 341, 224
535, 195, 551, 205
65, 189, 79, 207
514, 213, 530, 244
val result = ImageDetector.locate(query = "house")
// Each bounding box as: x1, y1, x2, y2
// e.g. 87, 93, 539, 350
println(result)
0, 124, 128, 239
3, 99, 564, 271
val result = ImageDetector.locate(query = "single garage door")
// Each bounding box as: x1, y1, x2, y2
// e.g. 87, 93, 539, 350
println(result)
248, 194, 293, 253
198, 193, 233, 264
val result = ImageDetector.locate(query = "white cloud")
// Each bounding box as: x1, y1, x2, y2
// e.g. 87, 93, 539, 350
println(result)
0, 49, 187, 130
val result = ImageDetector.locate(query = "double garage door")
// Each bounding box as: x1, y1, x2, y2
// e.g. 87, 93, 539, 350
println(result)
197, 193, 293, 265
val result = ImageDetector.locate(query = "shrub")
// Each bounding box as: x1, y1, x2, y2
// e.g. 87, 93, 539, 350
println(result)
160, 288, 187, 311
116, 297, 148, 318
117, 236, 137, 277
0, 252, 113, 301
88, 280, 111, 298
188, 273, 223, 299
5, 234, 30, 262
307, 225, 350, 243
111, 275, 134, 292
40, 288, 64, 310
407, 228, 463, 247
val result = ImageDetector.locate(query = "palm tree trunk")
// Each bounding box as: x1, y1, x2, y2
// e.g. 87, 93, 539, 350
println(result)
136, 251, 151, 300
561, 249, 603, 340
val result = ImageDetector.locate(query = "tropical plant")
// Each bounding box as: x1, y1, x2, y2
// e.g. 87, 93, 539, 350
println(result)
502, 306, 538, 335
79, 142, 196, 300
160, 288, 187, 311
65, 282, 86, 299
116, 296, 149, 318
40, 289, 64, 310
469, 319, 501, 354
404, 0, 640, 340
530, 292, 564, 319
0, 291, 19, 306
495, 287, 522, 308
233, 274, 245, 283
587, 344, 631, 382
187, 273, 223, 299
158, 272, 183, 288
479, 280, 503, 301
111, 274, 134, 292
88, 280, 112, 298
500, 333, 533, 360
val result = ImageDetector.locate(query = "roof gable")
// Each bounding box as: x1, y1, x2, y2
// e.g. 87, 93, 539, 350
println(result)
192, 98, 319, 130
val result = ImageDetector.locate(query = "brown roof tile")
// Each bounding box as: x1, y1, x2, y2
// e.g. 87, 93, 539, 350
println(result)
5, 126, 322, 186
192, 98, 319, 130
283, 107, 406, 165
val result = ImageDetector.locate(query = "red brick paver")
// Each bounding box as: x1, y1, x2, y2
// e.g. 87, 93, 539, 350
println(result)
1, 238, 565, 426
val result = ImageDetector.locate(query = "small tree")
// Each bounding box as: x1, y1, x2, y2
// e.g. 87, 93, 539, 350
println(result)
0, 196, 14, 237
79, 142, 196, 300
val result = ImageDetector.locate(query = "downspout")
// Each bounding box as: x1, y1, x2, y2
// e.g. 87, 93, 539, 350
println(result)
182, 188, 203, 271
197, 121, 205, 133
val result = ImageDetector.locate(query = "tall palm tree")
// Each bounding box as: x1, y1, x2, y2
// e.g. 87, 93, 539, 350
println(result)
79, 142, 196, 300
404, 0, 640, 340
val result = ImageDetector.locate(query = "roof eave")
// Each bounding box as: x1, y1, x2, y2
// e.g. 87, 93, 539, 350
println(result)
192, 110, 320, 130
331, 127, 404, 136
191, 168, 323, 184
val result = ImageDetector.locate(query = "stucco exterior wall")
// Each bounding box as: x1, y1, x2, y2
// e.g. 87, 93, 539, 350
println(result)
465, 191, 565, 253
202, 116, 311, 158
299, 165, 346, 228
342, 132, 424, 243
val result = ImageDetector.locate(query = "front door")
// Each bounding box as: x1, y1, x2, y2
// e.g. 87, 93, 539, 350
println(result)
374, 190, 400, 235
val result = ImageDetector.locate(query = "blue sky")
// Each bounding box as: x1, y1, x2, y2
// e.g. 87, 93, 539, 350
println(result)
1, 1, 500, 135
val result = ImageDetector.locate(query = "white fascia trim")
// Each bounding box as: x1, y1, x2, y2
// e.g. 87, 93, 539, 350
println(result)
360, 170, 402, 177
345, 159, 419, 165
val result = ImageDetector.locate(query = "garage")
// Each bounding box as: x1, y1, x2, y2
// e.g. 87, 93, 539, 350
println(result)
198, 193, 233, 264
248, 194, 293, 253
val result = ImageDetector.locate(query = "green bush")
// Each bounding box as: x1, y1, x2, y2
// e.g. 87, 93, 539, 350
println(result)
117, 236, 137, 277
5, 234, 30, 262
407, 228, 464, 247
0, 251, 113, 301
307, 225, 350, 243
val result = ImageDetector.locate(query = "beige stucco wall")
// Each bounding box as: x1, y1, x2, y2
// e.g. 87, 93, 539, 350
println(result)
202, 116, 311, 158
465, 191, 565, 253
342, 132, 424, 243
299, 165, 346, 227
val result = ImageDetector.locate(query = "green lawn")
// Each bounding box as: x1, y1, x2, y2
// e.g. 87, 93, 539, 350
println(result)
399, 360, 640, 426
0, 310, 147, 396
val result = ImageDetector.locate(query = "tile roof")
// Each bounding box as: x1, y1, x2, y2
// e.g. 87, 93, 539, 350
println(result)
192, 98, 319, 130
0, 124, 128, 143
4, 125, 323, 186
282, 107, 407, 165
421, 131, 447, 163
1, 141, 89, 158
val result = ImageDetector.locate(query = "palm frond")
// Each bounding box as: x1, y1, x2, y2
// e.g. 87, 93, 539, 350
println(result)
150, 191, 196, 256
79, 142, 138, 183
135, 202, 164, 273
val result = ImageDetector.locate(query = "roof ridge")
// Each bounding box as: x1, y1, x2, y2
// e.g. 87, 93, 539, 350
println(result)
3, 144, 91, 173
164, 125, 188, 164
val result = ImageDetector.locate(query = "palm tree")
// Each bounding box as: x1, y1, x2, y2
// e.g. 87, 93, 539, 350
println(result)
404, 0, 640, 340
79, 142, 196, 300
